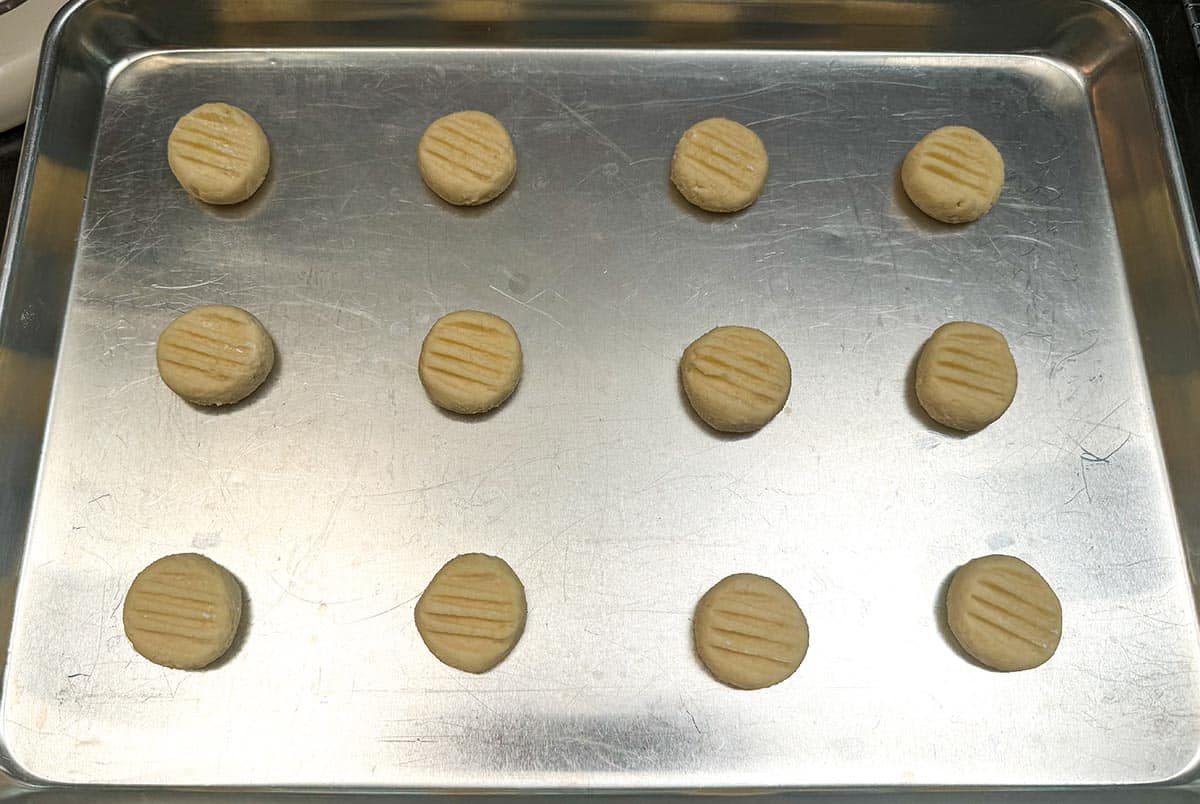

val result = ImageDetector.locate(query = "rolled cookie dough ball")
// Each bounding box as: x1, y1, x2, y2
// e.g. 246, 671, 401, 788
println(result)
915, 321, 1017, 432
157, 305, 275, 406
415, 553, 527, 673
681, 325, 790, 433
123, 553, 243, 670
418, 310, 522, 414
418, 111, 516, 206
168, 102, 270, 205
946, 554, 1062, 672
694, 573, 809, 689
901, 125, 1003, 224
671, 117, 767, 213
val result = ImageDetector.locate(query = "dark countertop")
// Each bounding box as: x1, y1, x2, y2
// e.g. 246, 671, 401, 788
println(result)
1, 0, 1197, 248
0, 123, 21, 242
1155, 1, 1200, 211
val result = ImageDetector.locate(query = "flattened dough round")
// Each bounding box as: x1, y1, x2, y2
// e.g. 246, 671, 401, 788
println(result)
418, 111, 516, 206
123, 553, 243, 670
901, 126, 1004, 223
157, 305, 275, 406
681, 325, 791, 433
915, 321, 1017, 432
419, 310, 522, 414
671, 118, 768, 213
415, 553, 527, 673
167, 102, 270, 205
946, 554, 1062, 671
694, 573, 809, 689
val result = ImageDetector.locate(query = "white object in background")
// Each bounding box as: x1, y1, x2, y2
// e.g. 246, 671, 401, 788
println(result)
0, 0, 67, 131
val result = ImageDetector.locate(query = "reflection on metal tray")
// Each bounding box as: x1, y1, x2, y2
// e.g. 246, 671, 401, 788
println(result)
2, 0, 1200, 792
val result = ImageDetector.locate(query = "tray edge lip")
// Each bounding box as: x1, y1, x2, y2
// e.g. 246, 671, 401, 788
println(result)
0, 0, 95, 789
1089, 0, 1200, 785
0, 0, 88, 283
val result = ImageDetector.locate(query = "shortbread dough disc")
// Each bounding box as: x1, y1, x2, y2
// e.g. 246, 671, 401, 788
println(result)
157, 305, 275, 406
671, 117, 768, 213
123, 553, 243, 670
167, 102, 270, 205
681, 325, 791, 433
694, 573, 809, 690
418, 111, 516, 206
915, 321, 1017, 432
415, 553, 527, 673
419, 310, 522, 414
946, 554, 1062, 672
901, 125, 1004, 223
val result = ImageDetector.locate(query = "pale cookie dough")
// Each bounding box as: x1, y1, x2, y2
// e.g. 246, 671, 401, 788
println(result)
418, 111, 516, 206
681, 325, 791, 433
671, 118, 768, 213
915, 321, 1017, 432
694, 573, 809, 690
157, 305, 275, 406
419, 310, 522, 414
123, 553, 243, 670
167, 103, 270, 205
901, 126, 1004, 223
946, 555, 1062, 672
415, 553, 527, 673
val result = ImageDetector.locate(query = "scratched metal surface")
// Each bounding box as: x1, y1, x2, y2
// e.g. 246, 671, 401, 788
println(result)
2, 0, 1200, 793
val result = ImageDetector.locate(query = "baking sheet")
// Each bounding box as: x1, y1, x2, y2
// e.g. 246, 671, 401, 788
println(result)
2, 0, 1200, 791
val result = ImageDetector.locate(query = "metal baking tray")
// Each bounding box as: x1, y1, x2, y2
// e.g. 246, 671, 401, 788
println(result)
2, 0, 1200, 794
